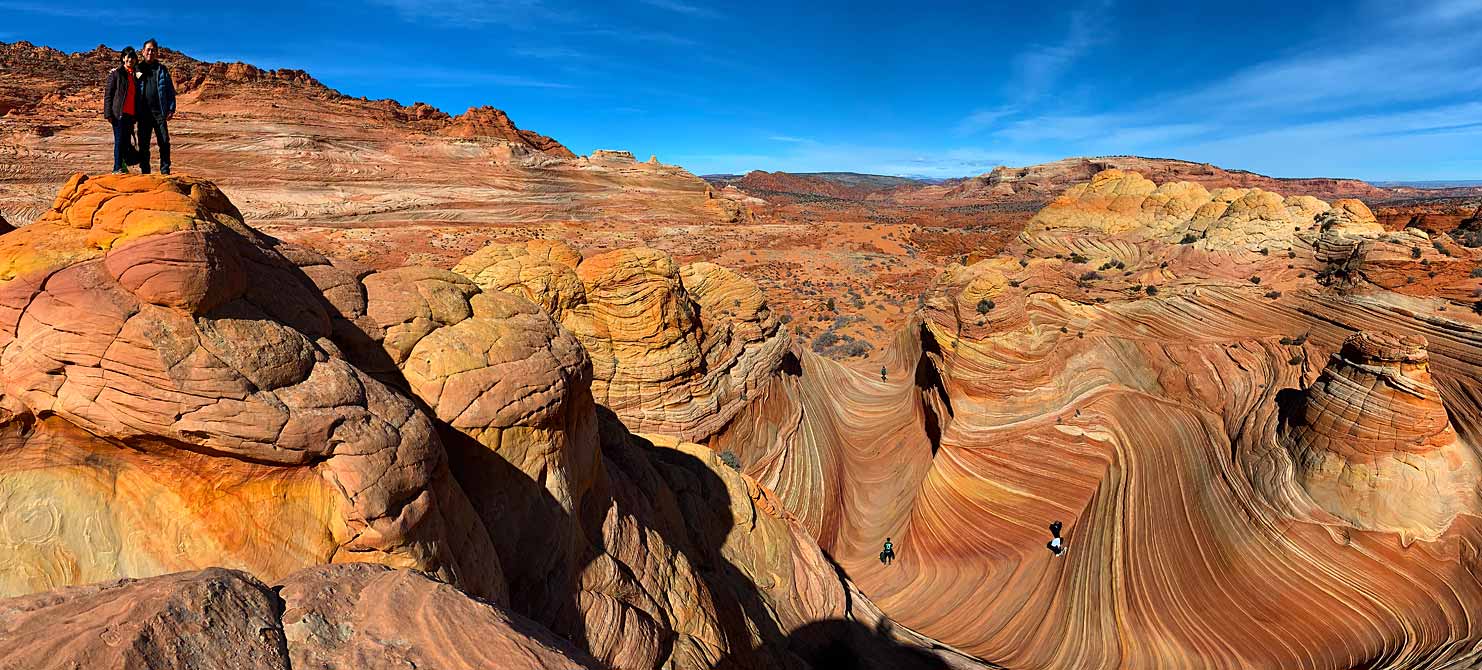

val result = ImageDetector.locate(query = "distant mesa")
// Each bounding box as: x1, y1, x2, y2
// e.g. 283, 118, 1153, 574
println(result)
937, 155, 1393, 202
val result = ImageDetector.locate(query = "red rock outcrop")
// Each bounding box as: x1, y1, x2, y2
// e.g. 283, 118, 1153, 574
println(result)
454, 241, 790, 442
0, 172, 986, 670
0, 173, 502, 598
1279, 331, 1479, 542
0, 565, 606, 670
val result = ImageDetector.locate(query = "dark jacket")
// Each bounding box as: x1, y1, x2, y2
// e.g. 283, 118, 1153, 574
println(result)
139, 61, 177, 119
103, 67, 140, 121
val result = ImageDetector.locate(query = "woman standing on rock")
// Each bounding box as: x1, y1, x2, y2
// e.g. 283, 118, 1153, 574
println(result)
103, 47, 141, 173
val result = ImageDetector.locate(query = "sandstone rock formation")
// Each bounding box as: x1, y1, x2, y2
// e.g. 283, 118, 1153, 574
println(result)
0, 172, 986, 670
930, 156, 1394, 203
279, 563, 603, 669
0, 173, 502, 598
0, 565, 604, 670
0, 41, 753, 274
643, 168, 1482, 669
453, 240, 790, 443
1279, 331, 1480, 542
0, 568, 290, 669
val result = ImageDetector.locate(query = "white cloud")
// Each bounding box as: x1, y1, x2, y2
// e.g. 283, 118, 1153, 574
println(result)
638, 0, 719, 19
367, 0, 567, 27
955, 107, 1019, 136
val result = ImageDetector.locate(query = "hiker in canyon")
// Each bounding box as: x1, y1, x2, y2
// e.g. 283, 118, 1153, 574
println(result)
103, 46, 141, 173
1047, 521, 1065, 556
136, 39, 177, 175
880, 537, 895, 565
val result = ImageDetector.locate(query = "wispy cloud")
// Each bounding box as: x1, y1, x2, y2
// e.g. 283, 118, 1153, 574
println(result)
956, 0, 1112, 136
574, 27, 697, 47
767, 135, 814, 144
368, 0, 569, 27
955, 106, 1019, 136
510, 46, 588, 60
0, 1, 142, 21
638, 0, 720, 19
315, 64, 575, 89
1009, 0, 1114, 100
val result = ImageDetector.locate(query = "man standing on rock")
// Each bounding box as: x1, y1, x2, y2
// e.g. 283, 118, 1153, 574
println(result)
136, 38, 176, 175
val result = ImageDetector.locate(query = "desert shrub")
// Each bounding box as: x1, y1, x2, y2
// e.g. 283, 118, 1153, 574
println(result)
1249, 276, 1261, 284
1265, 290, 1282, 299
977, 299, 995, 314
1180, 233, 1199, 244
1471, 267, 1482, 278
1258, 248, 1269, 256
717, 450, 741, 470
1080, 271, 1102, 281
1146, 285, 1158, 296
1008, 279, 1022, 288
826, 297, 837, 311
812, 331, 840, 350
1434, 239, 1451, 256
1289, 356, 1303, 365
1019, 258, 1030, 268
1411, 247, 1423, 259
1288, 250, 1297, 258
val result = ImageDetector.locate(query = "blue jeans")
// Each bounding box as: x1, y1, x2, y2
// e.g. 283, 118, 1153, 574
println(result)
110, 115, 137, 171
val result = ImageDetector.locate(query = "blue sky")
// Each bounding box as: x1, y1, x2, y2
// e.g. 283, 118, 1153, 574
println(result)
4, 0, 1481, 180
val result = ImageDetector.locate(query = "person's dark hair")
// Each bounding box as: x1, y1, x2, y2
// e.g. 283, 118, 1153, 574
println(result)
142, 38, 159, 50
117, 46, 137, 68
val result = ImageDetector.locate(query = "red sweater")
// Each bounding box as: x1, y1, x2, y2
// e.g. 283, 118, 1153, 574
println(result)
122, 68, 136, 116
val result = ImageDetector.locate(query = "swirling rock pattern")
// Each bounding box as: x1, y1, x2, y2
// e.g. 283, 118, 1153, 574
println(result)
688, 169, 1482, 669
0, 173, 984, 670
1281, 331, 1479, 543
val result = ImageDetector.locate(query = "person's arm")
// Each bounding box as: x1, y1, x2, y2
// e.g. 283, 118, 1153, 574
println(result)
161, 66, 176, 119
104, 70, 117, 122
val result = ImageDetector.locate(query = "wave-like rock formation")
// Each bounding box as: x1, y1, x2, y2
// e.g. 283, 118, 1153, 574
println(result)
0, 173, 988, 670
1279, 331, 1479, 542
592, 169, 1482, 669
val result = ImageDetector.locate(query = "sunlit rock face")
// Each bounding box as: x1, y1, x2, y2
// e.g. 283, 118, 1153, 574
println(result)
1281, 331, 1480, 543
605, 169, 1482, 669
0, 173, 986, 670
454, 241, 789, 443
0, 173, 502, 599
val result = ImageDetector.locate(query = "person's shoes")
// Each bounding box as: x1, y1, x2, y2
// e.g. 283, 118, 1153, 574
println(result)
112, 168, 127, 174
160, 167, 171, 175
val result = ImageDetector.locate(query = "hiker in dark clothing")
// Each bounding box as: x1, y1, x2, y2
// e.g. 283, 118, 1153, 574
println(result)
879, 537, 895, 565
136, 38, 177, 175
1047, 520, 1065, 556
103, 47, 141, 173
